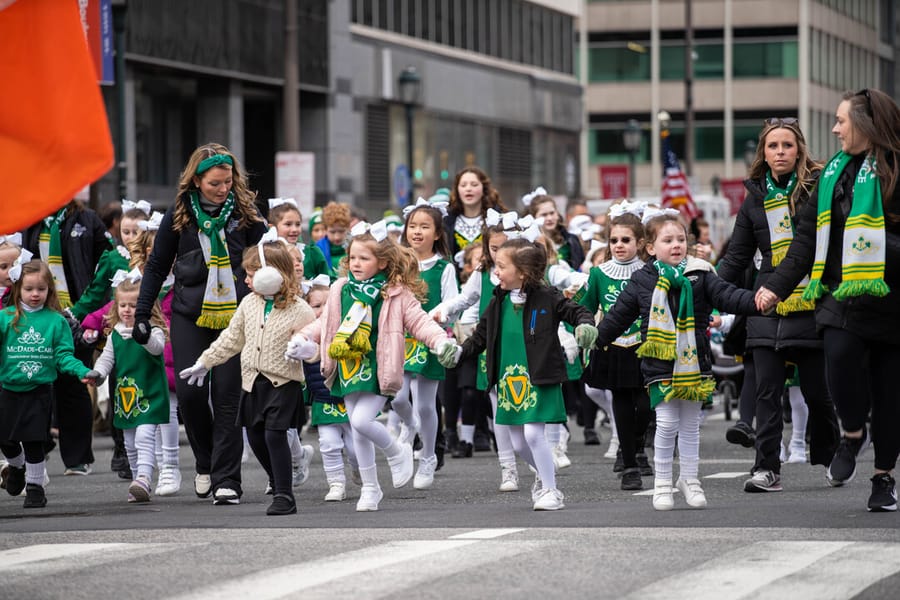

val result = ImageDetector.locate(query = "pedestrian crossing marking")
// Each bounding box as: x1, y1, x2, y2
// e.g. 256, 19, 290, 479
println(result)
0, 543, 132, 571
449, 528, 525, 539
703, 471, 749, 479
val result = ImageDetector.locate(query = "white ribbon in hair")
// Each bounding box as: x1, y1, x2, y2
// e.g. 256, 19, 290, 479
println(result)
580, 224, 602, 241
520, 186, 548, 207
350, 219, 388, 242
110, 267, 143, 288
609, 199, 646, 219
402, 197, 430, 218
301, 273, 331, 294
0, 232, 22, 247
8, 249, 33, 283
516, 215, 544, 230
641, 207, 681, 225
428, 198, 449, 217
137, 211, 164, 231
122, 200, 152, 216
453, 249, 466, 269
566, 214, 593, 236
268, 197, 298, 210
506, 221, 542, 243
485, 208, 519, 230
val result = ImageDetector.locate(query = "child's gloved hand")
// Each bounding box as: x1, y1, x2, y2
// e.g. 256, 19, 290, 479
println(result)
285, 333, 318, 362
179, 362, 209, 387
82, 329, 99, 344
433, 338, 461, 369
132, 317, 152, 344
574, 324, 598, 349
82, 370, 103, 385
429, 303, 449, 325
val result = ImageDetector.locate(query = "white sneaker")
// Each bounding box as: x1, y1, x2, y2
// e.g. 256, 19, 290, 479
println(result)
324, 481, 347, 502
499, 463, 519, 492
349, 466, 362, 486
675, 478, 707, 508
292, 445, 314, 487
212, 487, 240, 505
398, 417, 419, 446
386, 443, 414, 488
780, 442, 787, 463
155, 465, 182, 496
533, 487, 565, 511
552, 446, 572, 470
558, 427, 570, 454
414, 455, 438, 490
264, 481, 273, 495
652, 479, 674, 511
787, 443, 807, 464
530, 473, 543, 503
356, 484, 383, 511
604, 436, 620, 459
194, 473, 212, 498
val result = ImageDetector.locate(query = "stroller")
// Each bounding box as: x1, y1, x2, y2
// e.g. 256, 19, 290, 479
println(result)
710, 316, 744, 421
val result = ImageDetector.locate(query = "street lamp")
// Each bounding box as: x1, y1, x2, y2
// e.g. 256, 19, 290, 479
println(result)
743, 139, 757, 171
397, 66, 421, 206
622, 119, 641, 198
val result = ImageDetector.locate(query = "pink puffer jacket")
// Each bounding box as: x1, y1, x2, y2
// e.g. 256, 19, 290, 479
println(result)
303, 279, 449, 396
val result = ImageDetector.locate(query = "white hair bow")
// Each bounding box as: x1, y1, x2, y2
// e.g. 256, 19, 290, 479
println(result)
485, 208, 519, 230
0, 233, 22, 247
301, 273, 331, 294
520, 186, 548, 207
428, 197, 449, 217
350, 219, 388, 242
137, 211, 164, 231
516, 215, 544, 230
566, 215, 593, 236
259, 227, 284, 245
122, 200, 152, 216
402, 197, 430, 219
506, 219, 542, 243
268, 197, 298, 210
641, 207, 681, 225
453, 249, 466, 269
580, 224, 602, 241
8, 249, 33, 283
110, 267, 143, 288
609, 199, 646, 219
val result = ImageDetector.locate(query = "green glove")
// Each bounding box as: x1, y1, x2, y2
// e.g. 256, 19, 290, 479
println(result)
434, 339, 461, 369
574, 324, 598, 349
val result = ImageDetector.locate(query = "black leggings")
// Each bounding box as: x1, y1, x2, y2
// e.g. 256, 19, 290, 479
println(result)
245, 426, 292, 497
0, 441, 43, 464
751, 345, 839, 473
54, 346, 95, 467
612, 388, 652, 468
738, 354, 756, 426
823, 327, 900, 472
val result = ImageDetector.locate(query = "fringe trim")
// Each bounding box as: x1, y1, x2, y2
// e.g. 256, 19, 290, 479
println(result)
636, 341, 676, 361
195, 312, 233, 329
770, 247, 788, 267
775, 296, 816, 315
328, 341, 361, 360
665, 378, 716, 402
832, 278, 890, 301
801, 279, 827, 301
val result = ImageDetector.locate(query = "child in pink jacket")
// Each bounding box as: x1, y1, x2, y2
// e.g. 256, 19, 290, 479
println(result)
288, 222, 457, 512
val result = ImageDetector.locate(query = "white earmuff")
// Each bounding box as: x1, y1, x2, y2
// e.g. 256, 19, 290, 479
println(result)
252, 242, 284, 297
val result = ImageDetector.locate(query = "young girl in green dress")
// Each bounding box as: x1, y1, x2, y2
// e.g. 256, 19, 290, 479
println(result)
446, 238, 597, 511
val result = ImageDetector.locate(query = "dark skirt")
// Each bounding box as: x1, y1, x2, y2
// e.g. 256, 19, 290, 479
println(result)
238, 376, 303, 430
0, 384, 53, 442
583, 345, 643, 390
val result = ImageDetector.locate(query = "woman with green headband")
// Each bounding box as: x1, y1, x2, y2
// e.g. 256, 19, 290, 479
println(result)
133, 143, 267, 505
759, 88, 900, 513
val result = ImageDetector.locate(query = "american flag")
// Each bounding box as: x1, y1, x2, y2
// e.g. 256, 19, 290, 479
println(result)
660, 129, 700, 221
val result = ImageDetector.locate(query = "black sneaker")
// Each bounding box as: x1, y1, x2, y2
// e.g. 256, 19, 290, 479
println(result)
636, 452, 654, 476
23, 483, 46, 508
621, 468, 642, 491
435, 445, 445, 472
451, 441, 473, 458
473, 430, 492, 452
583, 428, 600, 446
266, 493, 297, 516
110, 446, 130, 473
744, 469, 783, 493
726, 421, 756, 448
826, 430, 868, 487
613, 449, 624, 473
6, 465, 26, 496
444, 430, 459, 452
867, 473, 897, 512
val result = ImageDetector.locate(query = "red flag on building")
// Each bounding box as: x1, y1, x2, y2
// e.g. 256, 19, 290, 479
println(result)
660, 128, 700, 221
0, 0, 114, 233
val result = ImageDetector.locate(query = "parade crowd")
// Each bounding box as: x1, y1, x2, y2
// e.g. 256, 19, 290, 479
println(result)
0, 89, 897, 515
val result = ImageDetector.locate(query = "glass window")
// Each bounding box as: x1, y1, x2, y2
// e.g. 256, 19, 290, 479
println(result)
589, 46, 650, 81
733, 41, 798, 78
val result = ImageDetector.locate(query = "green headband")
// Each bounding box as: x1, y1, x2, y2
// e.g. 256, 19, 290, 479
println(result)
196, 154, 234, 175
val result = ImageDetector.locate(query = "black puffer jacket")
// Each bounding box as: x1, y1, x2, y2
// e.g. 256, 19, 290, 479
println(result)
766, 153, 900, 344
22, 206, 110, 299
553, 226, 586, 270
717, 174, 821, 350
597, 259, 758, 385
460, 284, 594, 387
135, 196, 268, 322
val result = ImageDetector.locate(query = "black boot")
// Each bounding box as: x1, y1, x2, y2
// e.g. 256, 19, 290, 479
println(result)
583, 428, 600, 445
452, 441, 473, 458
23, 483, 46, 508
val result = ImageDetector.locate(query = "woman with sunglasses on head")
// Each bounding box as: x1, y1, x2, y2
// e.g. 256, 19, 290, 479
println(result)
757, 90, 900, 512
718, 118, 840, 495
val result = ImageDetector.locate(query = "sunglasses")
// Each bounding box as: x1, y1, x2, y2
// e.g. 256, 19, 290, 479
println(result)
609, 236, 633, 244
765, 117, 799, 126
856, 88, 874, 117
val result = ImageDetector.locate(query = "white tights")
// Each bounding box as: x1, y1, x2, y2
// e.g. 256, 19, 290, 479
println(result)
393, 373, 440, 459
585, 385, 617, 439
653, 399, 702, 482
345, 392, 400, 471
507, 423, 555, 490
318, 422, 357, 483
125, 424, 157, 481
788, 386, 809, 448
154, 395, 180, 468
489, 389, 516, 466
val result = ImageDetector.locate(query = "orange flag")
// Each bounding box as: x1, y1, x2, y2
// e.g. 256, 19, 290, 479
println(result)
0, 0, 114, 232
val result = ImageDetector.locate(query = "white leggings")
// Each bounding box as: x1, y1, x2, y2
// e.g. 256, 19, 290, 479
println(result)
507, 423, 556, 490
654, 399, 703, 482
585, 385, 618, 439
154, 395, 180, 468
393, 373, 440, 459
345, 392, 395, 470
318, 422, 357, 483
489, 389, 516, 466
788, 386, 809, 448
125, 424, 157, 481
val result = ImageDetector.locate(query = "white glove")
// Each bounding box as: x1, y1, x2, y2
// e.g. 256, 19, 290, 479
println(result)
558, 324, 578, 364
82, 329, 99, 344
285, 333, 318, 362
179, 362, 209, 387
433, 338, 462, 369
429, 303, 449, 325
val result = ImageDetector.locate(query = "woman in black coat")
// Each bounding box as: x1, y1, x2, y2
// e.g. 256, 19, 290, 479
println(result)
718, 119, 839, 493
758, 89, 900, 512
133, 143, 267, 504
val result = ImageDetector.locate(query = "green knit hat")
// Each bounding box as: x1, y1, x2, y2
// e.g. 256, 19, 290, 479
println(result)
308, 207, 323, 236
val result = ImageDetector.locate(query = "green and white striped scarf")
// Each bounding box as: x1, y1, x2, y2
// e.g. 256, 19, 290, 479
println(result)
805, 151, 890, 302
763, 171, 816, 315
328, 272, 387, 360
637, 259, 714, 402
189, 191, 237, 329
39, 207, 71, 308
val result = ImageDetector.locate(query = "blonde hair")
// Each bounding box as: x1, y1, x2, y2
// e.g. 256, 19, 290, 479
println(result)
128, 229, 157, 270
343, 236, 427, 301
241, 243, 300, 309
105, 280, 168, 338
172, 143, 263, 233
9, 260, 60, 332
